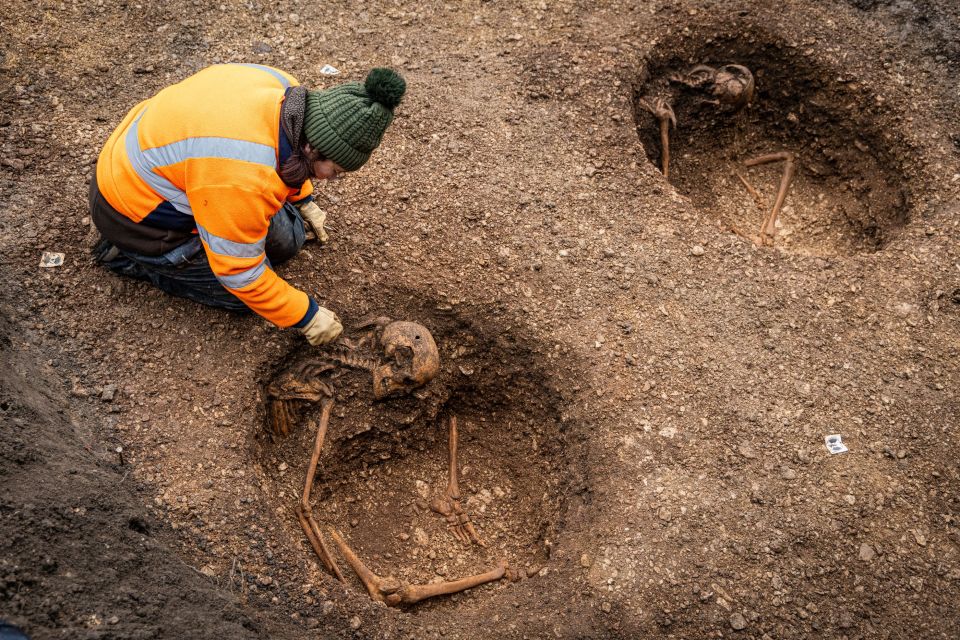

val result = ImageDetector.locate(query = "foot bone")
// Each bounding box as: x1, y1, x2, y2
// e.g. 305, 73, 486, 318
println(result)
430, 415, 485, 546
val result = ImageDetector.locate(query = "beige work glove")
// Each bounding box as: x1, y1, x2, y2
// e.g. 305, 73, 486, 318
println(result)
300, 307, 343, 346
297, 200, 329, 244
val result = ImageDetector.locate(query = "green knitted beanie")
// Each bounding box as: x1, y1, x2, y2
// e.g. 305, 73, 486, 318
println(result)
303, 68, 406, 172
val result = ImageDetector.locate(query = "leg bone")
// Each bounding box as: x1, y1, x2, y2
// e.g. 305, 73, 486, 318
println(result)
328, 528, 506, 607
734, 170, 765, 209
297, 398, 344, 581
430, 415, 485, 546
744, 152, 797, 246
637, 97, 677, 180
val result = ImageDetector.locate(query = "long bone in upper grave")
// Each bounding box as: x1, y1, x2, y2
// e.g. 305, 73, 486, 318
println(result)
264, 317, 506, 606
636, 62, 797, 246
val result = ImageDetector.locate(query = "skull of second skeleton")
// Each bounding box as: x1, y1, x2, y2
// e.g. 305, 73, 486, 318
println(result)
372, 321, 440, 400
671, 64, 755, 111
711, 64, 754, 110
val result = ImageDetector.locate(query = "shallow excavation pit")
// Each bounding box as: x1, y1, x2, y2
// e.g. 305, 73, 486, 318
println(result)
633, 24, 913, 255
256, 308, 572, 611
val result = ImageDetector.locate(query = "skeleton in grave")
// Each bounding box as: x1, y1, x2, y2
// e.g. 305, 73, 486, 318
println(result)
636, 63, 796, 246
636, 63, 755, 181
264, 318, 503, 605
266, 318, 442, 437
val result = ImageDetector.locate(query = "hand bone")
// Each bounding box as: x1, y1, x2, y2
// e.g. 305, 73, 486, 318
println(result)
265, 363, 336, 437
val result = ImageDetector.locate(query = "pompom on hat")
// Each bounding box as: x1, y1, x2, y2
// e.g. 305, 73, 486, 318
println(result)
303, 68, 406, 172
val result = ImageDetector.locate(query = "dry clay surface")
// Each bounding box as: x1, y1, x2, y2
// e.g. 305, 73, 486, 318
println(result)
2, 0, 959, 638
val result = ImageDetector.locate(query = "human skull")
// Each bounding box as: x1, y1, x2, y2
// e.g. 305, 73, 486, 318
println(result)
679, 64, 718, 90
711, 64, 754, 110
669, 63, 754, 111
372, 321, 440, 400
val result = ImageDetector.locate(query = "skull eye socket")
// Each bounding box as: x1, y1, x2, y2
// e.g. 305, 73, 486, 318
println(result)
391, 345, 415, 367
375, 321, 440, 395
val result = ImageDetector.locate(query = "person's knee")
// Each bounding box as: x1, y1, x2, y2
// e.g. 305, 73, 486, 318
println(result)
92, 241, 151, 282
265, 203, 306, 265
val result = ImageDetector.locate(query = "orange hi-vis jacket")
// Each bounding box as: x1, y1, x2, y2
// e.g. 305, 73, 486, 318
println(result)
96, 64, 317, 328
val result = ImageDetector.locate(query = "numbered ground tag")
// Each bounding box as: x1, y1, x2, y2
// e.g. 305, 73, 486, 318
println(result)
824, 434, 848, 454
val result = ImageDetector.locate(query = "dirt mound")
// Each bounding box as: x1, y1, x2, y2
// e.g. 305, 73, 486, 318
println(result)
0, 310, 301, 639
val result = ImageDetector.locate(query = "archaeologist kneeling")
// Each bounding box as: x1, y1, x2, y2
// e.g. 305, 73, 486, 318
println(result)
90, 64, 406, 345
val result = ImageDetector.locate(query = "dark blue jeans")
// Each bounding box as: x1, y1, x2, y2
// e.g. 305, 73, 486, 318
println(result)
95, 203, 307, 312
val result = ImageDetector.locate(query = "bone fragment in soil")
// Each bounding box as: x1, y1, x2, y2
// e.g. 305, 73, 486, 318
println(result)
296, 398, 344, 581
670, 64, 755, 110
636, 96, 676, 179
430, 415, 486, 547
329, 528, 507, 607
264, 318, 441, 437
637, 63, 754, 181
734, 170, 765, 209
267, 364, 335, 437
741, 151, 798, 246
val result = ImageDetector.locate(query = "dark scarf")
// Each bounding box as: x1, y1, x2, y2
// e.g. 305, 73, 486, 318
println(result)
278, 86, 310, 188
280, 85, 307, 149
279, 86, 308, 188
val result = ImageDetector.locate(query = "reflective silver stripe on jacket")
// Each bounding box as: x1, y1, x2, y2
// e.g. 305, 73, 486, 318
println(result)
124, 112, 278, 216
233, 63, 293, 88
196, 224, 269, 290
197, 222, 269, 290
197, 226, 266, 259
125, 114, 194, 214
215, 257, 268, 290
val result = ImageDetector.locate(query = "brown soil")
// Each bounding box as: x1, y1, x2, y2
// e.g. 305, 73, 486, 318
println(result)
2, 1, 959, 639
